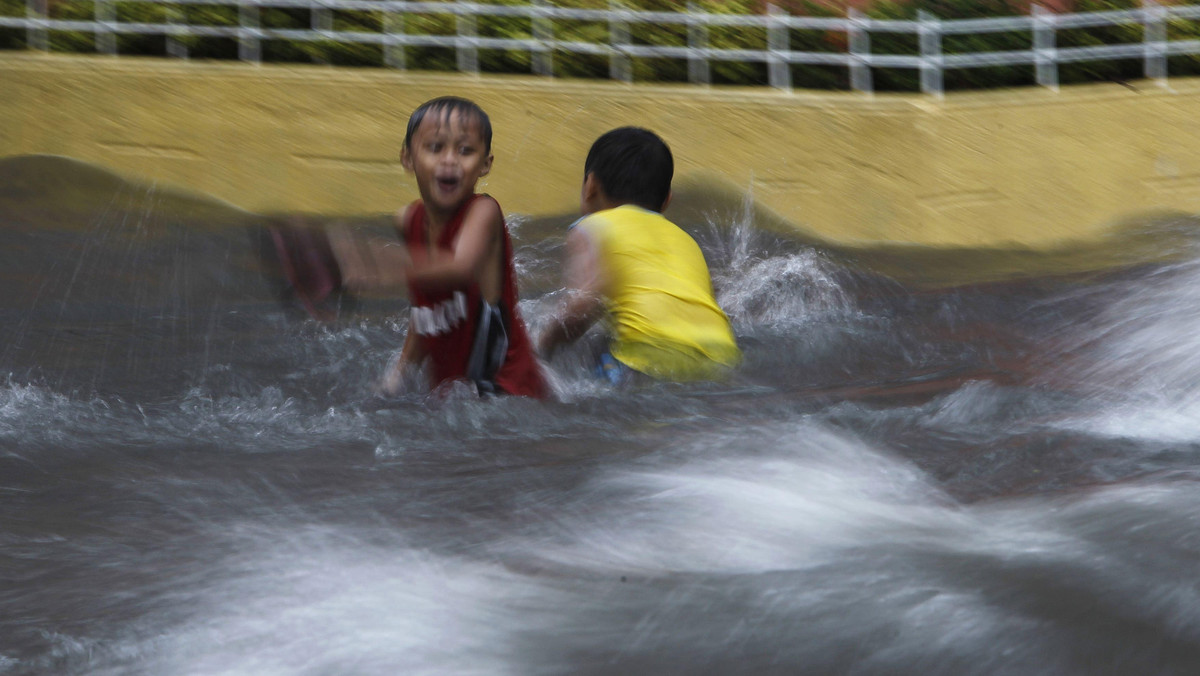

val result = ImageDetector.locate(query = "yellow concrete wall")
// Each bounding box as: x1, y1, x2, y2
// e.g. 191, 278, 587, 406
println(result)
3, 52, 1200, 247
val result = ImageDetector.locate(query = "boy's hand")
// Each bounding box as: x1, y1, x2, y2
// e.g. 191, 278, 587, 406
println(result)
329, 226, 414, 291
328, 225, 376, 291
540, 226, 607, 356
540, 290, 605, 358
378, 367, 404, 397
376, 354, 415, 397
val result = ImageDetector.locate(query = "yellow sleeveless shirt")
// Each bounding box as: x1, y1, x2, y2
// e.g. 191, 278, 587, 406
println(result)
575, 205, 741, 381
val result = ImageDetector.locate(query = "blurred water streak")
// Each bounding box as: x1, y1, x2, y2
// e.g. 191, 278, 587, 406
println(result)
4, 156, 1200, 675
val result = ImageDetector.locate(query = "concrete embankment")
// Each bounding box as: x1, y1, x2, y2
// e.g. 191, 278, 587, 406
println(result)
3, 53, 1199, 247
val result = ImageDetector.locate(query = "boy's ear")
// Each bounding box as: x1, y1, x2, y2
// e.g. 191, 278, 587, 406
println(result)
580, 171, 600, 200
581, 172, 602, 205
660, 190, 673, 213
480, 153, 493, 177
400, 146, 414, 171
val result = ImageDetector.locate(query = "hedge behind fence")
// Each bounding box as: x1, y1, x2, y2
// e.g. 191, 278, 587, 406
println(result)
3, 0, 1199, 90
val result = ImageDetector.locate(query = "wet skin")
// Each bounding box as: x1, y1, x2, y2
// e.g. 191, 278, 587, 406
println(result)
401, 112, 494, 232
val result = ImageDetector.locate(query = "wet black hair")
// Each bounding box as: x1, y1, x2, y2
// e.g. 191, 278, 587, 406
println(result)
403, 96, 493, 154
583, 127, 673, 212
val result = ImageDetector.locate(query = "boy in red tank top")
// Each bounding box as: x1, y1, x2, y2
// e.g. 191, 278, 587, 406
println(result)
329, 97, 547, 399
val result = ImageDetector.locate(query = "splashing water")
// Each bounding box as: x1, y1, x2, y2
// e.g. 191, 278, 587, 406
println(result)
5, 156, 1200, 675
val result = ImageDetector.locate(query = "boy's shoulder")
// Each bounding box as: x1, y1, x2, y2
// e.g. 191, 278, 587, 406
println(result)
465, 193, 505, 228
401, 194, 503, 227
470, 192, 502, 212
574, 204, 667, 231
395, 200, 419, 235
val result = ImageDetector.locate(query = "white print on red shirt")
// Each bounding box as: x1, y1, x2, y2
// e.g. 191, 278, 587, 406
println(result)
410, 291, 469, 336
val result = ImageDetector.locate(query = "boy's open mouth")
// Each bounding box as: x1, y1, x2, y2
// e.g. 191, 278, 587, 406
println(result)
436, 176, 460, 192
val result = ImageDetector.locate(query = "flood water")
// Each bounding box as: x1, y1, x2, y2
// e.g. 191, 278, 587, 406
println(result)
4, 155, 1200, 675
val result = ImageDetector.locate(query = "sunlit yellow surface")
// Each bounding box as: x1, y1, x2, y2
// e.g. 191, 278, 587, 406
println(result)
3, 53, 1199, 248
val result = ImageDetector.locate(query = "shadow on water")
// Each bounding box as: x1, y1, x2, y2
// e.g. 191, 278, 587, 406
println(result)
6, 155, 1200, 675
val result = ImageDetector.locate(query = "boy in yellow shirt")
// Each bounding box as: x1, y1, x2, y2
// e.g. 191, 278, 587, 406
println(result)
538, 127, 741, 383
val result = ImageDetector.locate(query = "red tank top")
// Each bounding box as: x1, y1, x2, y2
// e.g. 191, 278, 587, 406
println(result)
403, 194, 548, 398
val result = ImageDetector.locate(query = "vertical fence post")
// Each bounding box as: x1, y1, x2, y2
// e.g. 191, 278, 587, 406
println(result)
314, 0, 332, 36
26, 0, 47, 51
848, 8, 872, 93
238, 0, 261, 63
457, 4, 478, 74
608, 0, 631, 82
316, 0, 332, 34
95, 0, 115, 55
1143, 0, 1168, 85
687, 1, 710, 85
918, 10, 942, 97
166, 2, 188, 59
1032, 5, 1057, 90
532, 0, 553, 76
766, 4, 790, 90
384, 0, 405, 69
312, 0, 331, 64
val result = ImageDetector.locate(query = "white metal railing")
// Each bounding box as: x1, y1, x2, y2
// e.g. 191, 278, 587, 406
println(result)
3, 0, 1200, 95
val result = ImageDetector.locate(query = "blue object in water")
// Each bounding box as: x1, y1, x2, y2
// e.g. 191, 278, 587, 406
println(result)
594, 352, 629, 386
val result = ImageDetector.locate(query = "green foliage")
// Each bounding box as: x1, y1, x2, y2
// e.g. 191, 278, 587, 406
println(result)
476, 0, 534, 74
890, 0, 1034, 90
47, 0, 97, 53
178, 5, 236, 60
3, 0, 1200, 91
113, 1, 168, 55
701, 0, 769, 86
1056, 0, 1141, 84
0, 0, 27, 50
1167, 10, 1200, 76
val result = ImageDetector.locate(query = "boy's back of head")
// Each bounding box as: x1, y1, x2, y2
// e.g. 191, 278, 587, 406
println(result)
585, 127, 673, 212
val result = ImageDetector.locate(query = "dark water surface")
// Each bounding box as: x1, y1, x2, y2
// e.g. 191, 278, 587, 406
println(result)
4, 156, 1200, 675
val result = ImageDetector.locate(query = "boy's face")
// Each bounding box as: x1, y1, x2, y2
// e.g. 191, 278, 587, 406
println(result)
401, 111, 493, 217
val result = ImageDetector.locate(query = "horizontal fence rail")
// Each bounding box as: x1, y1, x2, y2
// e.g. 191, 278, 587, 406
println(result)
3, 0, 1200, 94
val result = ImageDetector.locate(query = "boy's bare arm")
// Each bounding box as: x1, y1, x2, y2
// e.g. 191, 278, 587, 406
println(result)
328, 225, 413, 292
538, 227, 606, 357
380, 326, 428, 396
405, 196, 502, 295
